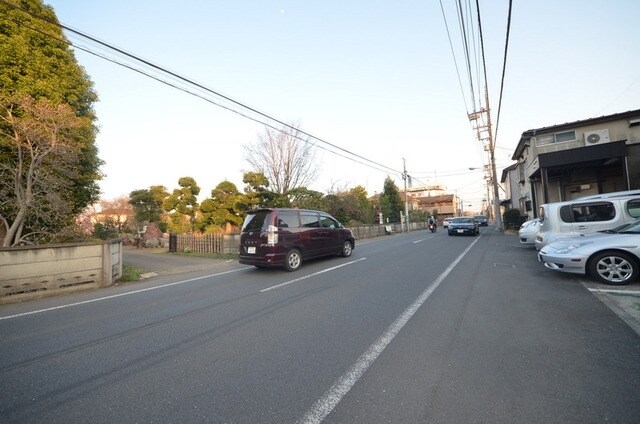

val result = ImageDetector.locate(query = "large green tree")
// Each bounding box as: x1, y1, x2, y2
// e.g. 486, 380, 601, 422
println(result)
163, 177, 200, 233
241, 171, 288, 209
198, 181, 244, 232
0, 0, 102, 246
129, 185, 169, 225
379, 176, 403, 223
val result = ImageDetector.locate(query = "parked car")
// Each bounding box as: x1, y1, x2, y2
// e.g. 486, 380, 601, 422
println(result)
535, 189, 640, 250
518, 218, 540, 245
443, 217, 455, 228
538, 219, 640, 285
238, 208, 355, 271
447, 217, 479, 236
473, 215, 488, 226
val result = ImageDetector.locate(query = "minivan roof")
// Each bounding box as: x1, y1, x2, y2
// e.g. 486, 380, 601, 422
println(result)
541, 189, 640, 207
246, 208, 327, 214
572, 189, 640, 201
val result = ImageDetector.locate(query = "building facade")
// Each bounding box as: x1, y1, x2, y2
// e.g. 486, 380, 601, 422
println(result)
504, 109, 640, 220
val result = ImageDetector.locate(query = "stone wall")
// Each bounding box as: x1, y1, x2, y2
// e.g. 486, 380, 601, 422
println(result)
0, 240, 122, 304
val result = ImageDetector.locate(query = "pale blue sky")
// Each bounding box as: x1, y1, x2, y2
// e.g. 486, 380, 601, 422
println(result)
47, 1, 640, 211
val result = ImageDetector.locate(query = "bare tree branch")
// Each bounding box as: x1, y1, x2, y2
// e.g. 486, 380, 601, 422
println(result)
243, 123, 320, 194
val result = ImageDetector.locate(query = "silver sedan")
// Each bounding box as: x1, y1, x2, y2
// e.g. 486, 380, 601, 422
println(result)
538, 220, 640, 285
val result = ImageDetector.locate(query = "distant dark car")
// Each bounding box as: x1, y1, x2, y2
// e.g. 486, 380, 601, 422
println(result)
238, 208, 355, 271
473, 215, 488, 226
448, 217, 479, 236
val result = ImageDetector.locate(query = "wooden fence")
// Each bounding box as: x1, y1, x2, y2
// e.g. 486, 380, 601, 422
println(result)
175, 222, 428, 255
176, 233, 241, 254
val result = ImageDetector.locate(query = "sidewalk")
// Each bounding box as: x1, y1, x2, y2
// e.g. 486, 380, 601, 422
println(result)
583, 285, 640, 336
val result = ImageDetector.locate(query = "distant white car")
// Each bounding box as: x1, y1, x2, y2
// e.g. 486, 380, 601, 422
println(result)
538, 219, 640, 285
443, 217, 455, 228
518, 218, 540, 245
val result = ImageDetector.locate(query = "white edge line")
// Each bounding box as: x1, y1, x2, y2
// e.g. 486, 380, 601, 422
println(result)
298, 236, 481, 424
0, 268, 247, 321
260, 258, 368, 293
588, 288, 640, 295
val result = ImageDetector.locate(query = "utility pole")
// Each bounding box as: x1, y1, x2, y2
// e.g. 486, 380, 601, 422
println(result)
469, 104, 503, 229
403, 158, 410, 233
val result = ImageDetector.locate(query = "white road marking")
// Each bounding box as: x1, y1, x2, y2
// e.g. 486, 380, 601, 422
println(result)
412, 239, 425, 244
298, 236, 481, 424
260, 258, 368, 293
0, 268, 247, 321
588, 288, 640, 295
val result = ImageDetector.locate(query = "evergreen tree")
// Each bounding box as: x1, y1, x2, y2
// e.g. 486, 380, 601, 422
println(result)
0, 0, 102, 246
379, 177, 403, 223
199, 181, 244, 232
163, 177, 200, 233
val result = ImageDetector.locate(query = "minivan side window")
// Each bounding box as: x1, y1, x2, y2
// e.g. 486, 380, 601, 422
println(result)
627, 199, 640, 218
320, 215, 339, 229
276, 211, 299, 228
300, 212, 320, 228
570, 202, 615, 223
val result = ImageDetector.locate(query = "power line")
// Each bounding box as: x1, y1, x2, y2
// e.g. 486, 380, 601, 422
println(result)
493, 0, 513, 146
2, 0, 404, 179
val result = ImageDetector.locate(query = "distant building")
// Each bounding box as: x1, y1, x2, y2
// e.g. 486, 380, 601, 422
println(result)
400, 184, 459, 219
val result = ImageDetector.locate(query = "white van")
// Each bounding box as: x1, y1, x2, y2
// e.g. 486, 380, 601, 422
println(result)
535, 189, 640, 250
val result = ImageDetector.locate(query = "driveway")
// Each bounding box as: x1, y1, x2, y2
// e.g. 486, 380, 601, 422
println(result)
122, 246, 234, 277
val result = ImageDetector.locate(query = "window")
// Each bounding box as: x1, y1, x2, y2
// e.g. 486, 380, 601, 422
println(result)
300, 212, 320, 228
570, 202, 615, 222
627, 199, 640, 218
276, 211, 299, 228
320, 214, 339, 229
554, 130, 576, 143
629, 118, 640, 128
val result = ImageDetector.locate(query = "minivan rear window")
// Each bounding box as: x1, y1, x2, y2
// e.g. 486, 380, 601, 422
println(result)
242, 211, 272, 232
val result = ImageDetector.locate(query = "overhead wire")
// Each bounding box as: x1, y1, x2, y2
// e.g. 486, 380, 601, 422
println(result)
1, 0, 404, 179
493, 0, 513, 147
455, 0, 477, 111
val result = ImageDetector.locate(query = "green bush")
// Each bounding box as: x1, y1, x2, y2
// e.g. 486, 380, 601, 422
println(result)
503, 208, 522, 229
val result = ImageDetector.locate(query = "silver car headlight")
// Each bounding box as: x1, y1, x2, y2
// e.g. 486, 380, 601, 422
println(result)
554, 242, 592, 254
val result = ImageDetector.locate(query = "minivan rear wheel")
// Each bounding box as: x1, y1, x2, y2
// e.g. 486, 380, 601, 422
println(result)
589, 250, 638, 285
284, 249, 302, 272
341, 241, 353, 257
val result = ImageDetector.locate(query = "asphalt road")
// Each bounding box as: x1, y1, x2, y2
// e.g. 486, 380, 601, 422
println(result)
1, 228, 639, 423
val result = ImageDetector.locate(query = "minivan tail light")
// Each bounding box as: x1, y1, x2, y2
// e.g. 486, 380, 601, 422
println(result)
267, 225, 278, 246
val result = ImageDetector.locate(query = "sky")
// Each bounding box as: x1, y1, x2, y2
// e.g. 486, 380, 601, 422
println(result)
45, 0, 640, 212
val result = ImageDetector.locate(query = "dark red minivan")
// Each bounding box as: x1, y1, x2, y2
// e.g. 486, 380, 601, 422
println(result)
238, 208, 355, 271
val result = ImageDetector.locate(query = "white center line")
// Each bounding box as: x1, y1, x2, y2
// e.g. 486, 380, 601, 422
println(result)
260, 258, 368, 293
298, 236, 481, 424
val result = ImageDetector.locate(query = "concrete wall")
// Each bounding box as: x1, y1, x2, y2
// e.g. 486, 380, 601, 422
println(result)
0, 240, 122, 304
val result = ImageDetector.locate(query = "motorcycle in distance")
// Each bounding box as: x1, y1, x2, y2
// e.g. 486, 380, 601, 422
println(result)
428, 217, 437, 233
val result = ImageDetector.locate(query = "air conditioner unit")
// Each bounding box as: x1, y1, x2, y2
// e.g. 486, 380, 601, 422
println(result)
584, 129, 610, 146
